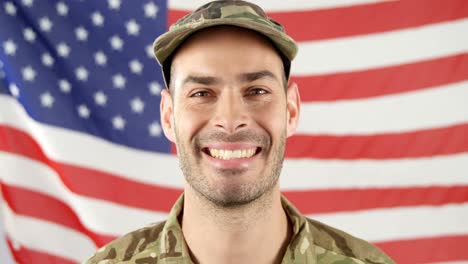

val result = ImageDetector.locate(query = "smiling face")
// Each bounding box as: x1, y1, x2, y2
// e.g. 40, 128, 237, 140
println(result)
160, 26, 300, 207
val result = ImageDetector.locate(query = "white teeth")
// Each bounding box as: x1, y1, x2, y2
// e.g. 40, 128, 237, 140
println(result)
208, 148, 256, 160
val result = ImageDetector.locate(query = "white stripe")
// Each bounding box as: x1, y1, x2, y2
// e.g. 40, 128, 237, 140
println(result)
293, 18, 468, 75
2, 95, 468, 191
281, 153, 468, 190
0, 152, 167, 236
298, 80, 468, 134
1, 200, 96, 263
309, 203, 468, 242
168, 0, 397, 12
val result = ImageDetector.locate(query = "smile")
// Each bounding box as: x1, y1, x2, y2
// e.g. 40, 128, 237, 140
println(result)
203, 147, 261, 160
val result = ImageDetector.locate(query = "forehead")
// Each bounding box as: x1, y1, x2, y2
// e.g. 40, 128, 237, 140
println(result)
170, 26, 284, 83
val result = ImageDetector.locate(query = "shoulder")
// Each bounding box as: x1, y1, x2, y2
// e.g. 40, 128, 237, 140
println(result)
305, 217, 395, 264
83, 221, 166, 264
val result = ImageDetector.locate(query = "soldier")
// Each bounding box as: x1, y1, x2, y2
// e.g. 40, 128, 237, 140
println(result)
84, 1, 395, 263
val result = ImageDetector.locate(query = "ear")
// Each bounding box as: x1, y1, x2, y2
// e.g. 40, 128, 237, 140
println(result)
160, 89, 176, 143
286, 82, 300, 138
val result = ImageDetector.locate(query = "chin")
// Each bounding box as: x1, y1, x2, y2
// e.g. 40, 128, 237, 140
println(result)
205, 192, 261, 208
203, 180, 271, 208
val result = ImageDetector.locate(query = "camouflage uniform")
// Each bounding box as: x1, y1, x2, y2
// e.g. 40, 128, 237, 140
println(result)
83, 194, 395, 264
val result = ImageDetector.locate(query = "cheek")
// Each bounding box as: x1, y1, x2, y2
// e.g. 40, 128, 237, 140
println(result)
251, 101, 288, 135
174, 105, 210, 140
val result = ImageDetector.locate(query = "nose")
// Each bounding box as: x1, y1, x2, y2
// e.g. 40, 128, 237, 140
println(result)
212, 92, 249, 133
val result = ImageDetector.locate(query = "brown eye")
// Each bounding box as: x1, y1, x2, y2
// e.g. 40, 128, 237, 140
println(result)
247, 88, 268, 95
190, 91, 211, 97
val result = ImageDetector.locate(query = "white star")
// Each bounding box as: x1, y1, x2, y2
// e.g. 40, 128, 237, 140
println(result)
39, 17, 53, 32
58, 79, 71, 93
149, 81, 162, 95
3, 39, 17, 56
56, 2, 68, 16
145, 45, 154, 58
129, 59, 143, 74
4, 2, 16, 15
130, 97, 145, 113
75, 26, 88, 41
41, 53, 54, 67
126, 19, 140, 36
112, 73, 126, 89
40, 92, 54, 108
144, 2, 159, 18
9, 83, 20, 97
22, 0, 33, 7
108, 0, 121, 10
112, 115, 126, 130
94, 91, 107, 106
21, 66, 36, 82
109, 35, 123, 51
94, 51, 107, 66
23, 28, 36, 42
57, 42, 70, 58
148, 121, 162, 137
91, 11, 104, 26
75, 66, 89, 81
77, 104, 90, 118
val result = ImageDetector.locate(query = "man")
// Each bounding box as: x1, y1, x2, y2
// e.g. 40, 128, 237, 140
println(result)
84, 1, 395, 263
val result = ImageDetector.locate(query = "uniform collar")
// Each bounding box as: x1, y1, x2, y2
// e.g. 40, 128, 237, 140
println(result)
158, 193, 316, 263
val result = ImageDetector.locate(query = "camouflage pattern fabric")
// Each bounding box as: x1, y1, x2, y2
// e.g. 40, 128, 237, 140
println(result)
83, 194, 395, 264
152, 0, 298, 67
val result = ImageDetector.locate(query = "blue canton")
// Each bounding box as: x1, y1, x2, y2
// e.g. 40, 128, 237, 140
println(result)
0, 0, 171, 152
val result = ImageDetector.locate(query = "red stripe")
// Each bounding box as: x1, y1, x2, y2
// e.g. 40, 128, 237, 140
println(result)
0, 125, 48, 163
56, 161, 182, 212
376, 235, 468, 264
6, 238, 77, 264
293, 53, 468, 102
169, 0, 468, 41
284, 186, 468, 214
0, 184, 114, 247
286, 123, 468, 159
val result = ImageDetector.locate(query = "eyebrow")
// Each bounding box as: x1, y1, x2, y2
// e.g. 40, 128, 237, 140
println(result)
182, 75, 221, 86
238, 70, 278, 83
181, 70, 279, 87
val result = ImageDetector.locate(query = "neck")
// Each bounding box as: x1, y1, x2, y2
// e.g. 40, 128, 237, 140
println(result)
181, 184, 291, 264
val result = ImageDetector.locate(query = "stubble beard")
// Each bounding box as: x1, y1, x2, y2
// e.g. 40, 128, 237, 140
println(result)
176, 129, 286, 208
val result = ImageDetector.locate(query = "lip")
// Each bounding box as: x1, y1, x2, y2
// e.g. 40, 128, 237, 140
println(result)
201, 143, 262, 170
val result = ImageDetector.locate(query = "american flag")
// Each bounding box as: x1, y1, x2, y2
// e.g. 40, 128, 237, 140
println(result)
0, 0, 467, 263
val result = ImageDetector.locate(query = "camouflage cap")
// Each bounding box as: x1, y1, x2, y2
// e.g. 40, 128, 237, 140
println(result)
153, 0, 298, 86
